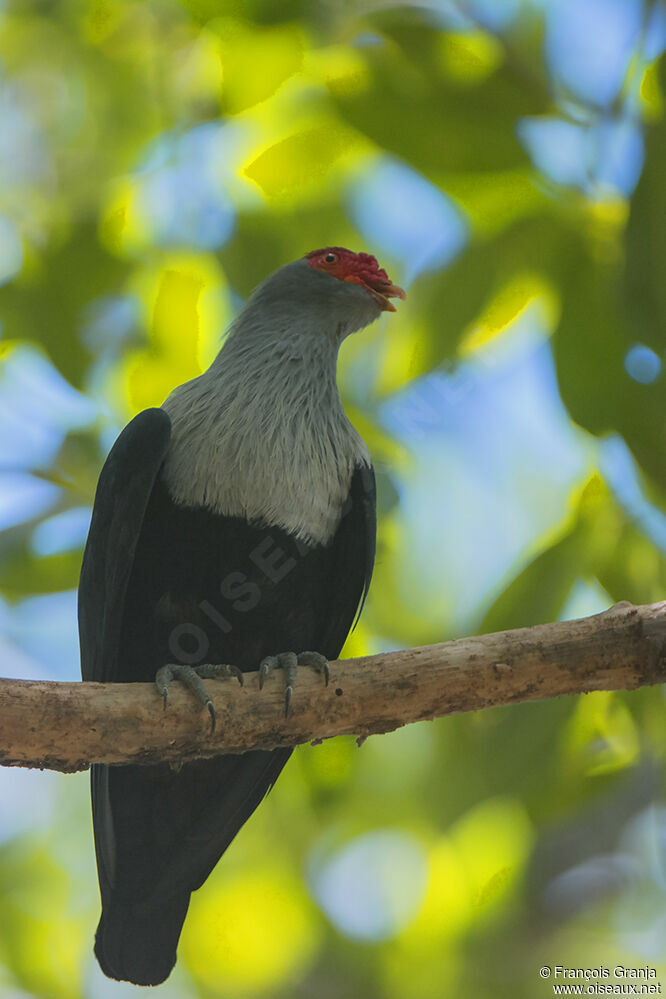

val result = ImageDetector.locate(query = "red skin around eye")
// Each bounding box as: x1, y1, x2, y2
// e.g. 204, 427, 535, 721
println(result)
305, 247, 405, 311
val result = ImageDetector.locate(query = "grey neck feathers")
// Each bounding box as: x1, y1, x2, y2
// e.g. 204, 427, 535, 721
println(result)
161, 321, 370, 546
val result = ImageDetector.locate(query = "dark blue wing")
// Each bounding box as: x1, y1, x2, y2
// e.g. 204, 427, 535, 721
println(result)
320, 461, 376, 650
79, 408, 171, 682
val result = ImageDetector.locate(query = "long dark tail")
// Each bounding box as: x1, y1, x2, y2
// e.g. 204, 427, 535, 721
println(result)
91, 748, 292, 985
94, 896, 189, 986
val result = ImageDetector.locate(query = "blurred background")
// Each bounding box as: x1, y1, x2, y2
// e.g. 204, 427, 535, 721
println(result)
0, 0, 665, 995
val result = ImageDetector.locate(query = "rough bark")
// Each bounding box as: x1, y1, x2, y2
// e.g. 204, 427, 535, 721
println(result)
0, 600, 664, 773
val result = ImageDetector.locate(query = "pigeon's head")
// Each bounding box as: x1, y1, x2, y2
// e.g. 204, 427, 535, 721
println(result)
305, 247, 406, 314
241, 247, 405, 342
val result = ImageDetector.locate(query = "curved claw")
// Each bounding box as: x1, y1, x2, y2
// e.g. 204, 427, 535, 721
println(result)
258, 650, 330, 717
155, 661, 242, 731
298, 651, 329, 686
155, 665, 173, 709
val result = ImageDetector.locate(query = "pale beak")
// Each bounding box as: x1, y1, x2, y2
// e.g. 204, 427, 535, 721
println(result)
344, 275, 406, 312
370, 281, 407, 312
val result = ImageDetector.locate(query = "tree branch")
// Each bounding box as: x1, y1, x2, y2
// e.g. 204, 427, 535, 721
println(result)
1, 600, 664, 773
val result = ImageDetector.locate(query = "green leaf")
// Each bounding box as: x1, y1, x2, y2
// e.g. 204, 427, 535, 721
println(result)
553, 228, 666, 494
328, 14, 551, 176
480, 475, 666, 634
479, 525, 587, 633
414, 213, 561, 370
623, 56, 666, 352
0, 223, 130, 388
0, 549, 82, 599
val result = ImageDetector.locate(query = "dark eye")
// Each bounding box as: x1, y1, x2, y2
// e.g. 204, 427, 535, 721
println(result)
324, 252, 337, 264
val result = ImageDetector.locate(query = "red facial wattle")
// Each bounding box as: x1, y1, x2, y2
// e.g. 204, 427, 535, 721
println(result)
306, 247, 406, 312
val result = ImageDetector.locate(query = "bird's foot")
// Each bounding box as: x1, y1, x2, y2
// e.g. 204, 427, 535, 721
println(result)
155, 663, 243, 733
259, 651, 329, 717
